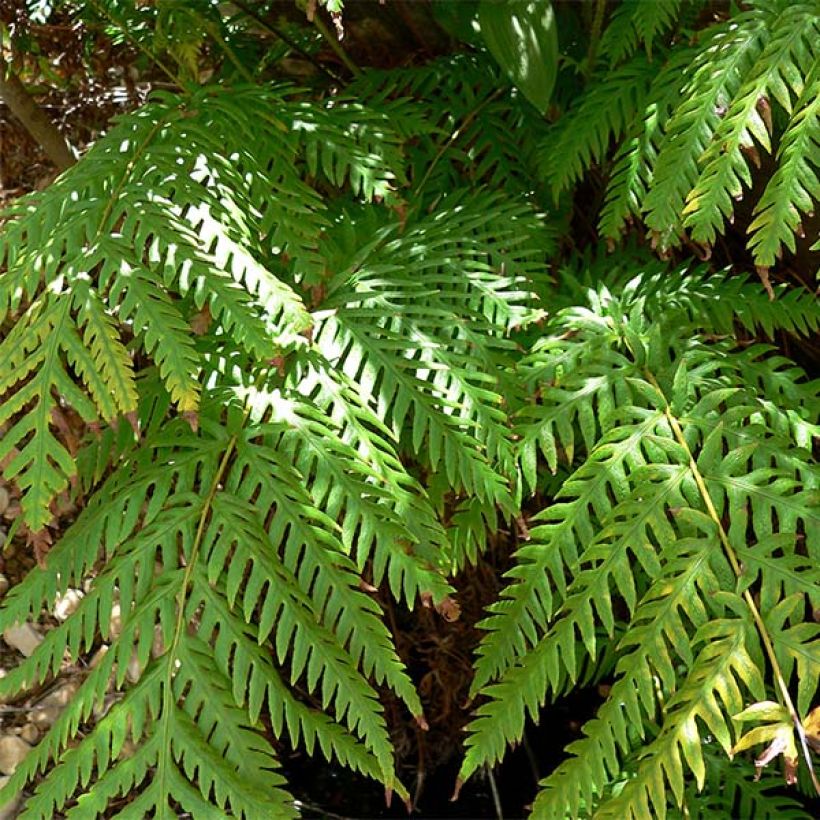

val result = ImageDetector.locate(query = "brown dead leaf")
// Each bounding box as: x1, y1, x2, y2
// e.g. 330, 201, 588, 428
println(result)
756, 265, 775, 300
50, 406, 82, 456
181, 410, 199, 433
26, 528, 53, 569
190, 303, 212, 336
270, 356, 287, 378
435, 596, 461, 623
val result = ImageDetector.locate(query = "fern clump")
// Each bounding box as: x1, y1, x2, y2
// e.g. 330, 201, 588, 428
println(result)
0, 75, 556, 813
0, 0, 817, 816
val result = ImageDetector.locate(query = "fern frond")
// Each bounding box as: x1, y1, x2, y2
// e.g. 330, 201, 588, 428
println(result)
347, 53, 549, 194
0, 80, 414, 527
290, 99, 407, 202
599, 0, 689, 66
285, 356, 455, 603
643, 5, 770, 243
462, 266, 819, 813
679, 749, 811, 819
629, 267, 820, 340
0, 404, 412, 812
595, 617, 765, 819
683, 3, 819, 245
542, 54, 656, 196
314, 191, 546, 512
763, 595, 820, 715
0, 293, 101, 529
532, 532, 720, 818
599, 47, 694, 238
748, 66, 820, 265
473, 408, 665, 693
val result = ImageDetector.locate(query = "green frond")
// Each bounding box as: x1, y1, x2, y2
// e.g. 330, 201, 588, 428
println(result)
0, 293, 98, 530
0, 81, 417, 527
599, 0, 690, 66
464, 459, 704, 787
532, 531, 721, 817
630, 268, 820, 340
679, 750, 811, 818
221, 436, 422, 728
542, 54, 656, 196
473, 409, 665, 693
462, 265, 819, 812
283, 356, 455, 603
594, 617, 764, 819
313, 191, 546, 509
262, 391, 452, 601
72, 279, 139, 419
0, 408, 413, 811
683, 3, 819, 245
191, 571, 385, 781
763, 596, 820, 715
290, 100, 407, 202
347, 53, 549, 194
643, 5, 770, 243
748, 66, 820, 265
599, 47, 694, 238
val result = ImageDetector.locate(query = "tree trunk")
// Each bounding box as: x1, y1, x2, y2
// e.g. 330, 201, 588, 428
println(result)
0, 62, 76, 171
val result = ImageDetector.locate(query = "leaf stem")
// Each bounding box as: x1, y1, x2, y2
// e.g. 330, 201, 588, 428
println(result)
229, 0, 344, 84
311, 12, 361, 78
585, 0, 607, 79
414, 87, 505, 198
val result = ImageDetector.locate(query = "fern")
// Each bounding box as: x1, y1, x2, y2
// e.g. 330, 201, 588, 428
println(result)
678, 749, 810, 818
542, 52, 657, 197
460, 267, 820, 814
748, 64, 820, 265
550, 0, 819, 265
0, 2, 817, 815
598, 46, 694, 238
598, 0, 692, 66
682, 2, 819, 245
347, 53, 552, 197
0, 65, 559, 810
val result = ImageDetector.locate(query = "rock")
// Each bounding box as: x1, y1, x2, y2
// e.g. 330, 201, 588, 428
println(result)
0, 488, 8, 516
89, 645, 109, 668
30, 703, 61, 730
18, 725, 38, 744
126, 650, 142, 684
0, 736, 30, 775
30, 680, 80, 729
0, 575, 8, 598
3, 623, 43, 657
108, 603, 122, 639
53, 588, 83, 621
0, 775, 22, 819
